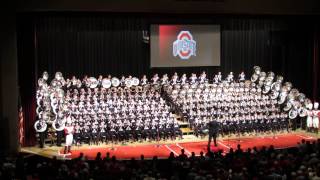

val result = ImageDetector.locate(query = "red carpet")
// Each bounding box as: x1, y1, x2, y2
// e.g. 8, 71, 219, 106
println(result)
61, 133, 316, 160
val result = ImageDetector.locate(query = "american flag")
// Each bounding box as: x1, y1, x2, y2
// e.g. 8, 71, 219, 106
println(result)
18, 106, 24, 146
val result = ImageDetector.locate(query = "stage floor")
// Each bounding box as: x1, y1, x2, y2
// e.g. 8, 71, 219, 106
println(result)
20, 132, 317, 160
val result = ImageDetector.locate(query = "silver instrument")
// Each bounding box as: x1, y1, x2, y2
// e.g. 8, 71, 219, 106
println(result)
88, 77, 99, 88
42, 71, 49, 81
102, 78, 112, 88
270, 90, 279, 99
132, 77, 140, 86
289, 109, 298, 119
283, 102, 292, 111
34, 120, 47, 132
52, 119, 66, 131
298, 106, 308, 117
111, 77, 120, 87
125, 78, 132, 87
251, 66, 261, 82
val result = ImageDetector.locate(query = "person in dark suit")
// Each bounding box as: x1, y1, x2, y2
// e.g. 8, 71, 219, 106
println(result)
208, 120, 220, 147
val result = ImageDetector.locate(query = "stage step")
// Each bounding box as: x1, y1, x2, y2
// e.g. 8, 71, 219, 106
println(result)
180, 127, 194, 135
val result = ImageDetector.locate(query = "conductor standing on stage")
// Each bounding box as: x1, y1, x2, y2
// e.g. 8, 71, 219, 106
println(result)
208, 120, 220, 147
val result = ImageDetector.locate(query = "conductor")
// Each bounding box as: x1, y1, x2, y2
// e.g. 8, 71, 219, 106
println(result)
208, 120, 220, 147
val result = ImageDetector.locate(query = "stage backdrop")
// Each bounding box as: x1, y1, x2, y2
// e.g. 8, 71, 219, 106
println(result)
17, 13, 319, 146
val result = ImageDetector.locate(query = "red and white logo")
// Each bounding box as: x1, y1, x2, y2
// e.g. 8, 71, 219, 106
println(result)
173, 31, 197, 60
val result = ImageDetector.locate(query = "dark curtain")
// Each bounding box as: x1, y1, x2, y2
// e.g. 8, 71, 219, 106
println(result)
17, 14, 37, 146
313, 24, 320, 102
17, 13, 319, 146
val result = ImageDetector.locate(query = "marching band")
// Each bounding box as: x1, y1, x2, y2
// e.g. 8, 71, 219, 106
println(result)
34, 66, 319, 153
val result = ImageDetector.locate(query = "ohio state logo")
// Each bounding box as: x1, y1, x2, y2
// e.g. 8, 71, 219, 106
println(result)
173, 31, 196, 60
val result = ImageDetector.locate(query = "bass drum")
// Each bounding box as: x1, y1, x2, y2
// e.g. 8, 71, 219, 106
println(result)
102, 78, 112, 88
111, 77, 120, 87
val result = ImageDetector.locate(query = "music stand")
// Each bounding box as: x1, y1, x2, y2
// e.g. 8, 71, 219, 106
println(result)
155, 127, 161, 148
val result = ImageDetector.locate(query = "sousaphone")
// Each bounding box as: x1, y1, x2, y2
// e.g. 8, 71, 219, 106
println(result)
88, 77, 99, 88
111, 77, 120, 87
102, 78, 112, 88
132, 77, 140, 86
34, 120, 47, 132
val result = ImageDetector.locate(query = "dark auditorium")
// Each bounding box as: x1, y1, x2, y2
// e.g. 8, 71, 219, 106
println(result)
1, 0, 320, 179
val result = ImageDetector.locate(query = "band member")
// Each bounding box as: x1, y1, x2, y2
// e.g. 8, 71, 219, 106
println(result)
208, 120, 220, 147
180, 74, 187, 84
213, 72, 222, 83
55, 122, 64, 147
239, 71, 246, 82
161, 74, 169, 85
34, 120, 47, 148
151, 74, 159, 84
171, 72, 179, 85
54, 113, 65, 146
140, 75, 148, 85
199, 71, 207, 83
226, 72, 234, 82
307, 103, 313, 131
189, 73, 197, 84
313, 102, 319, 133
64, 119, 74, 154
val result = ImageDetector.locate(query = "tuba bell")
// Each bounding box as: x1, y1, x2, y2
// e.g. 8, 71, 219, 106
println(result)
283, 102, 292, 111
34, 120, 47, 132
289, 109, 298, 119
111, 77, 120, 87
298, 106, 308, 117
88, 77, 99, 89
52, 119, 66, 131
132, 77, 140, 86
102, 78, 112, 88
270, 90, 279, 99
125, 78, 133, 88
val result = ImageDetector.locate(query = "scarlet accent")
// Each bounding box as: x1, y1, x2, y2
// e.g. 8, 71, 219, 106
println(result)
18, 107, 24, 146
177, 32, 192, 57
178, 32, 192, 40
159, 25, 179, 57
180, 50, 191, 56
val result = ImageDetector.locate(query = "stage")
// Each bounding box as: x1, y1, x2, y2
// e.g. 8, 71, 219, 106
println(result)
20, 132, 318, 160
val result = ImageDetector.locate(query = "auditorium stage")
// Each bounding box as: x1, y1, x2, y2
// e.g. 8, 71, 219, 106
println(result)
20, 132, 317, 160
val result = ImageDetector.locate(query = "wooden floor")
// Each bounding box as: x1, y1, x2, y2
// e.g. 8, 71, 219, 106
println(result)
20, 130, 319, 160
